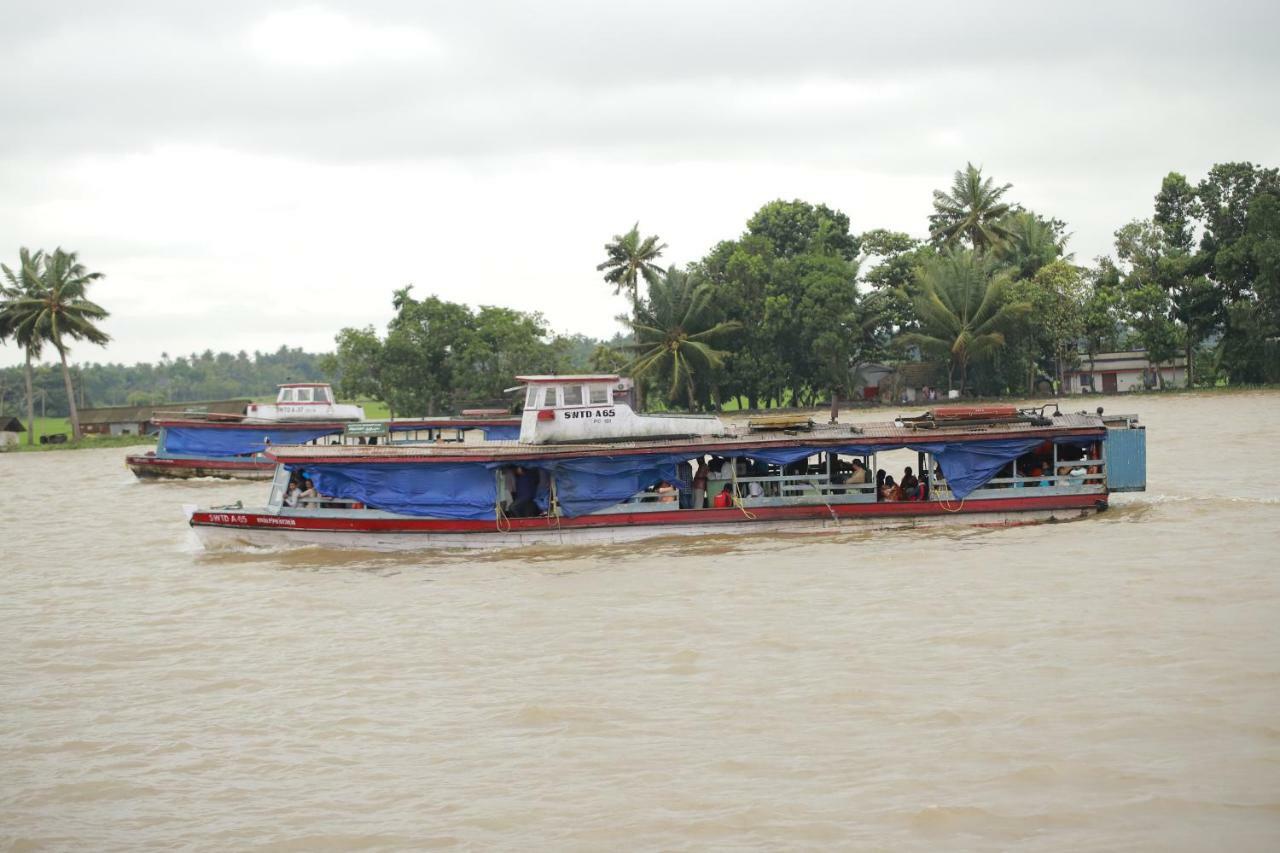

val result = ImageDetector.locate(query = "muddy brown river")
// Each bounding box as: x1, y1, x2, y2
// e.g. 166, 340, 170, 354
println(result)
3, 392, 1278, 850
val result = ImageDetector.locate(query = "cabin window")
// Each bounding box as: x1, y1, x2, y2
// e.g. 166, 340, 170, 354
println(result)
563, 385, 584, 406
296, 388, 312, 402
525, 387, 537, 408
280, 389, 295, 402
317, 387, 332, 403
541, 386, 558, 408
589, 385, 609, 405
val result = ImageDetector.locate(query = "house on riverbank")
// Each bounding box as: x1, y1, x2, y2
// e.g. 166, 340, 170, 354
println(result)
1064, 351, 1188, 394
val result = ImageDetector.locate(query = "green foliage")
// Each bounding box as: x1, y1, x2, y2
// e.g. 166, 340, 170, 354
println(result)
625, 267, 740, 409
1, 247, 110, 438
995, 210, 1068, 280
895, 250, 1030, 392
326, 287, 574, 416
597, 223, 667, 309
928, 163, 1015, 251
746, 200, 861, 260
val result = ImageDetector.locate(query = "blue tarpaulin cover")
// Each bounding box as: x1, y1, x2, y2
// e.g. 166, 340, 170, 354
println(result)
304, 462, 498, 519
286, 433, 1100, 518
517, 454, 690, 517
163, 425, 343, 458
480, 424, 521, 441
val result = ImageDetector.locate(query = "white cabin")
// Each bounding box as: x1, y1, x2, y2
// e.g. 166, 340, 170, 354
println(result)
516, 374, 725, 444
245, 383, 365, 423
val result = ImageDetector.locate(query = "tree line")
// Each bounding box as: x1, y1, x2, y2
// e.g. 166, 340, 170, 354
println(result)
586, 160, 1280, 414
7, 160, 1277, 437
320, 287, 606, 415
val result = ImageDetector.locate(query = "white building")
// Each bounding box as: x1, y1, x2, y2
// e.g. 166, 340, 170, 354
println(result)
1064, 351, 1188, 394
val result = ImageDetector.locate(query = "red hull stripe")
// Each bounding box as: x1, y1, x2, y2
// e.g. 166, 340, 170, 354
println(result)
192, 493, 1104, 533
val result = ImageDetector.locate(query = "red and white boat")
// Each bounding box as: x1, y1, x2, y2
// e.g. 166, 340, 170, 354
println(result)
189, 374, 1147, 550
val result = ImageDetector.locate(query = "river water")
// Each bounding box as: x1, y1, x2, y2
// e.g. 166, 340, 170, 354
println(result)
2, 392, 1278, 850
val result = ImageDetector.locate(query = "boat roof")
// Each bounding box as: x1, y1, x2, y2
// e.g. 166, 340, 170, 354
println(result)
152, 417, 353, 430
267, 411, 1108, 465
277, 382, 333, 388
515, 374, 620, 384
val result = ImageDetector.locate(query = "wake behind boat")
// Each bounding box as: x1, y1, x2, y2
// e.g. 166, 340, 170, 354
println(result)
188, 374, 1148, 550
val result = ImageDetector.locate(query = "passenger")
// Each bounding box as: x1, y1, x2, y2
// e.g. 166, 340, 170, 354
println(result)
880, 475, 900, 501
848, 459, 869, 484
692, 459, 709, 509
876, 469, 886, 501
900, 466, 919, 497
508, 466, 541, 517
712, 484, 734, 508
656, 481, 678, 503
284, 482, 301, 507
298, 478, 318, 505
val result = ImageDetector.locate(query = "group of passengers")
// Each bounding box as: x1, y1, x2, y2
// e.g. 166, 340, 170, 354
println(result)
282, 470, 358, 508
875, 466, 927, 502
987, 443, 1099, 489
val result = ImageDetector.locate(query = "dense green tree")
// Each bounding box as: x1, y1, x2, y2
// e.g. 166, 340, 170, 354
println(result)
1113, 218, 1210, 386
747, 199, 860, 260
895, 250, 1030, 393
928, 163, 1015, 251
995, 210, 1068, 280
625, 267, 740, 410
1, 248, 45, 444
2, 249, 110, 438
1005, 259, 1088, 390
320, 326, 384, 403
858, 229, 927, 345
597, 223, 667, 312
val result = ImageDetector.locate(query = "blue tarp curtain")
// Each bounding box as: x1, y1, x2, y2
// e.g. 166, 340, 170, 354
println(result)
286, 433, 1104, 518
302, 462, 498, 519
481, 424, 521, 441
511, 454, 691, 517
163, 425, 342, 457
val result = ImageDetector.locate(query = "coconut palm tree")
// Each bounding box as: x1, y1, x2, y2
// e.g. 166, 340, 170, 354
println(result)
0, 248, 46, 445
4, 248, 110, 439
597, 223, 667, 312
929, 163, 1015, 252
895, 250, 1030, 394
625, 267, 741, 410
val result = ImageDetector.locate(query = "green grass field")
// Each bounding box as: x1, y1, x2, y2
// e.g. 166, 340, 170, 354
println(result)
1, 414, 156, 452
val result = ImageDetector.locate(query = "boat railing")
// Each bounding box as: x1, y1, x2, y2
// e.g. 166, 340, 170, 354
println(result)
930, 470, 1107, 499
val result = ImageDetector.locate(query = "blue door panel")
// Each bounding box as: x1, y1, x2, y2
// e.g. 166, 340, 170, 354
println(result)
1106, 427, 1147, 491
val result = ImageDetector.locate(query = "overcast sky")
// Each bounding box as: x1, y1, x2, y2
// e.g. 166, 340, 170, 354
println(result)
2, 0, 1277, 366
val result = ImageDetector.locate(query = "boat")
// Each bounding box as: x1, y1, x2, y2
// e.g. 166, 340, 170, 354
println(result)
188, 374, 1147, 549
127, 383, 520, 480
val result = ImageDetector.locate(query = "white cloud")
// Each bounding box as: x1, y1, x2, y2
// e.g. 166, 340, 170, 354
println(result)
246, 6, 443, 69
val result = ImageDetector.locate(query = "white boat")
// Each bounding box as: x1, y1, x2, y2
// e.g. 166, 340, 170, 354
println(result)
244, 383, 364, 423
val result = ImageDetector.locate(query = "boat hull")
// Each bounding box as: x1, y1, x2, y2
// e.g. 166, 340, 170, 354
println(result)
191, 493, 1106, 551
127, 453, 274, 480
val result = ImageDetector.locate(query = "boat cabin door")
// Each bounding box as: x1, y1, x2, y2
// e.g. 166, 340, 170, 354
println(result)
1104, 417, 1146, 492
